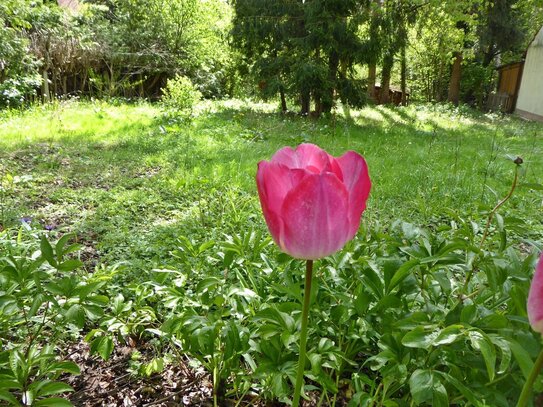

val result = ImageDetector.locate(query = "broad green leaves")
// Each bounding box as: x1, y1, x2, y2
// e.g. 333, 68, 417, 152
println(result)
0, 230, 109, 406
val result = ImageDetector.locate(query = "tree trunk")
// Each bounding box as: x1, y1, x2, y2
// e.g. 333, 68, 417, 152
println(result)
42, 70, 50, 102
368, 63, 376, 101
41, 35, 52, 102
448, 51, 462, 105
280, 86, 287, 113
340, 61, 351, 119
81, 71, 87, 94
62, 74, 67, 96
140, 73, 144, 98
301, 90, 310, 116
313, 92, 323, 118
323, 51, 339, 114
400, 45, 407, 106
52, 70, 58, 98
380, 53, 393, 104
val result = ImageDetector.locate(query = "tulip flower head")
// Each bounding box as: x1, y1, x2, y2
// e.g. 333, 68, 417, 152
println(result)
256, 143, 371, 260
528, 253, 543, 334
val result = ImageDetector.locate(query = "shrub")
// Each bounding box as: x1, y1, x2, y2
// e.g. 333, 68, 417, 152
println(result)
0, 75, 41, 108
161, 75, 201, 117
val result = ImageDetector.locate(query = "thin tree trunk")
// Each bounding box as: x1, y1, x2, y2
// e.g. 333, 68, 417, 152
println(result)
400, 45, 407, 106
340, 61, 351, 119
280, 86, 287, 113
448, 51, 462, 106
301, 90, 310, 116
62, 74, 67, 96
140, 73, 144, 98
52, 70, 58, 98
81, 71, 87, 94
314, 92, 322, 118
323, 51, 339, 114
367, 0, 381, 102
42, 70, 50, 102
368, 63, 377, 101
380, 53, 393, 104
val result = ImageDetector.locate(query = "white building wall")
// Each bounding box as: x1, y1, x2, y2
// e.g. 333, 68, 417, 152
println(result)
516, 26, 543, 121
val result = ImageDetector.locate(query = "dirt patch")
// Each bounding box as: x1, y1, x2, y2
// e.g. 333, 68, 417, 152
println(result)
64, 340, 213, 406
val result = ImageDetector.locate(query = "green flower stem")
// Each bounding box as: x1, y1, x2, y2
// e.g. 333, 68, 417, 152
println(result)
463, 164, 519, 292
293, 259, 314, 407
517, 347, 543, 407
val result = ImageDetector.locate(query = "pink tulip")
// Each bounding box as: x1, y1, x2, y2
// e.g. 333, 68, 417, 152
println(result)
256, 143, 371, 260
528, 253, 543, 334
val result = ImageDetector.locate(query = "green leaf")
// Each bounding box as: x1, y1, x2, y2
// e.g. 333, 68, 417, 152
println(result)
48, 361, 80, 376
436, 371, 480, 406
143, 358, 164, 377
57, 260, 83, 272
65, 304, 85, 328
73, 282, 102, 299
86, 295, 109, 306
433, 325, 464, 346
475, 313, 508, 330
38, 382, 74, 397
55, 234, 72, 255
34, 397, 73, 406
402, 326, 438, 350
469, 330, 496, 381
508, 339, 534, 380
388, 259, 419, 293
198, 240, 215, 254
0, 379, 21, 390
44, 282, 65, 296
409, 369, 448, 406
89, 336, 113, 361
372, 294, 402, 313
196, 277, 221, 293
489, 336, 512, 375
82, 304, 104, 320
40, 236, 57, 267
28, 293, 46, 318
0, 390, 19, 405
223, 320, 242, 361
382, 258, 402, 292
62, 244, 82, 256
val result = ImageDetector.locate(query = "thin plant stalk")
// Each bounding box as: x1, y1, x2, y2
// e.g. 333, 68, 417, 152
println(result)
463, 161, 521, 291
516, 347, 543, 407
479, 163, 520, 249
292, 260, 314, 407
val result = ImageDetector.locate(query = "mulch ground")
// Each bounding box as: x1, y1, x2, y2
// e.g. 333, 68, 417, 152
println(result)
64, 340, 213, 406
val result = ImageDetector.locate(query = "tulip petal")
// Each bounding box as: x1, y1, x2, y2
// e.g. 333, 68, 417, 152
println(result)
256, 161, 308, 246
272, 143, 336, 174
528, 253, 543, 334
280, 172, 350, 260
337, 151, 372, 238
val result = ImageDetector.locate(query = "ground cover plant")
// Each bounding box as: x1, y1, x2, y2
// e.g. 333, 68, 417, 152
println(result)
0, 99, 542, 405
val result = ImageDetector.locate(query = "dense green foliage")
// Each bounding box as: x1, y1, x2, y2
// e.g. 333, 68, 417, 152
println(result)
2, 1, 543, 405
0, 230, 110, 405
231, 0, 369, 115
1, 100, 542, 405
0, 0, 233, 106
2, 0, 542, 110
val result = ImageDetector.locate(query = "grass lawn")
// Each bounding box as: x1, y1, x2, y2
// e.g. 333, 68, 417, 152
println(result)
1, 99, 542, 270
1, 99, 543, 405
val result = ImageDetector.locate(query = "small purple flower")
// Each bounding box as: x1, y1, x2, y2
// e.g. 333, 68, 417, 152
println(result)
44, 224, 55, 231
20, 217, 32, 224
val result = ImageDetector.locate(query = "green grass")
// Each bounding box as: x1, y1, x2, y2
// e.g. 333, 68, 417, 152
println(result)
1, 99, 542, 270
2, 99, 543, 406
